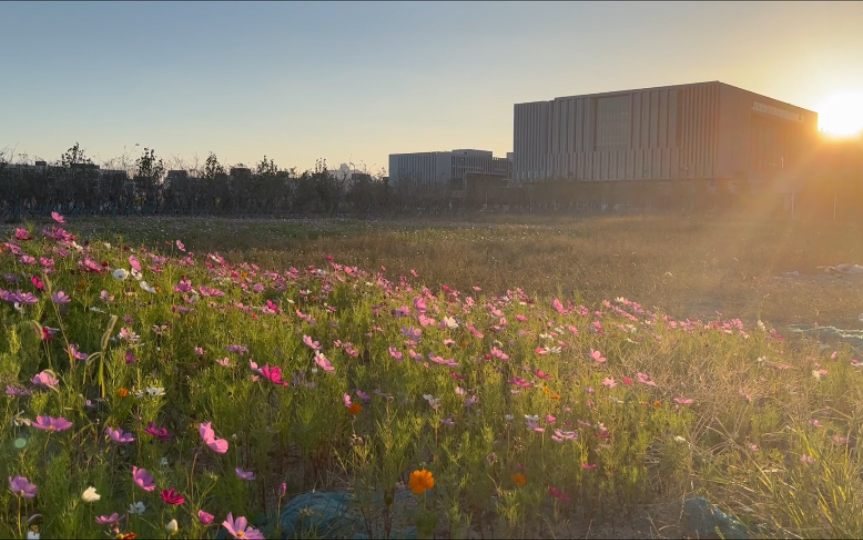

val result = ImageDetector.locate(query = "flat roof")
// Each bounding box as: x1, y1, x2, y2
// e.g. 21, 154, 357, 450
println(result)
516, 80, 815, 115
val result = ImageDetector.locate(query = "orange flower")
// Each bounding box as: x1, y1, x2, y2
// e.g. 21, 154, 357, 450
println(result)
347, 402, 362, 415
653, 400, 661, 408
117, 388, 129, 397
550, 392, 561, 401
117, 533, 138, 540
409, 469, 435, 495
511, 472, 526, 486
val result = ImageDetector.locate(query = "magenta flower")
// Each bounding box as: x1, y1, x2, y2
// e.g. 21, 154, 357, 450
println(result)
95, 513, 123, 525
198, 510, 214, 525
9, 476, 37, 498
106, 426, 135, 444
160, 488, 185, 505
30, 371, 59, 389
51, 211, 65, 224
235, 468, 256, 481
31, 415, 72, 432
15, 228, 33, 241
199, 422, 229, 453
145, 422, 173, 441
222, 513, 265, 540
132, 466, 156, 491
260, 364, 289, 386
388, 347, 404, 361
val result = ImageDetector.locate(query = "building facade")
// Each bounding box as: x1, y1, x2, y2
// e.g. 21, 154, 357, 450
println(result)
388, 149, 512, 188
513, 81, 818, 184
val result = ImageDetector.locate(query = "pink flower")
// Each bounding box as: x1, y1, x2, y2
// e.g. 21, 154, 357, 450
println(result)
388, 347, 404, 361
800, 454, 815, 465
549, 486, 570, 503
95, 513, 123, 525
198, 510, 215, 525
602, 377, 617, 389
235, 468, 256, 481
622, 376, 633, 386
68, 344, 88, 361
176, 240, 186, 252
51, 291, 71, 304
223, 513, 265, 539
673, 397, 694, 405
106, 426, 135, 444
199, 422, 229, 453
302, 335, 321, 351
314, 351, 334, 373
132, 466, 155, 491
809, 419, 823, 428
9, 475, 37, 498
160, 488, 185, 505
51, 211, 65, 224
589, 348, 606, 363
31, 415, 72, 432
636, 373, 657, 387
31, 370, 59, 389
582, 463, 597, 470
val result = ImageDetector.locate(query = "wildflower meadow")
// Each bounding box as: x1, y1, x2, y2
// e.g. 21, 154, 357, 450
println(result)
2, 212, 863, 539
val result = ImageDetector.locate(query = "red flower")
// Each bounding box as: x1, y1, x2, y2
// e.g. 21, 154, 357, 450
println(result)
160, 488, 185, 505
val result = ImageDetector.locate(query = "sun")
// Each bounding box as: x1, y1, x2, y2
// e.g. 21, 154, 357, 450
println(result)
818, 92, 863, 138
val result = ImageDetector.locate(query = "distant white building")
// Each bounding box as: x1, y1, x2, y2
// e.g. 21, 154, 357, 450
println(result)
388, 149, 512, 188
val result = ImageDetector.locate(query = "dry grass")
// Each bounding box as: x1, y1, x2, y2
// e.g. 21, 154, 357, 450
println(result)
15, 210, 863, 330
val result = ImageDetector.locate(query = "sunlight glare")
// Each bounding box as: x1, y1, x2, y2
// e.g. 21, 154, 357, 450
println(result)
818, 92, 863, 138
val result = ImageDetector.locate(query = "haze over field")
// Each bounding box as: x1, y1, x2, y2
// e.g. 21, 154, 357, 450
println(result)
2, 1, 862, 172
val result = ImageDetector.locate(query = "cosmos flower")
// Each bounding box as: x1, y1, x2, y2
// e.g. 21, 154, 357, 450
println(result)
222, 514, 265, 540
408, 469, 435, 495
9, 476, 37, 499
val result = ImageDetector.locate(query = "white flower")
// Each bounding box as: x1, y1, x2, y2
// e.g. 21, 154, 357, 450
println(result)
131, 268, 143, 281
129, 501, 146, 515
504, 414, 514, 422
103, 242, 112, 249
674, 436, 687, 443
443, 316, 458, 329
524, 414, 539, 423
160, 457, 170, 468
139, 281, 156, 294
27, 532, 40, 540
112, 268, 129, 281
145, 386, 165, 397
757, 320, 766, 332
81, 486, 100, 503
166, 519, 178, 534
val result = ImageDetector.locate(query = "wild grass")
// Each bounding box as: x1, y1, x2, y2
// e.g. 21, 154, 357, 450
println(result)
1, 212, 862, 539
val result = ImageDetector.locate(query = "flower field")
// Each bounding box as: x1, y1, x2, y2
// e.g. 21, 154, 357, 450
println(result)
2, 213, 863, 539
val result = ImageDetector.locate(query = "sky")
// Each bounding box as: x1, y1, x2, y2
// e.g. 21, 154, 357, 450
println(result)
2, 1, 862, 174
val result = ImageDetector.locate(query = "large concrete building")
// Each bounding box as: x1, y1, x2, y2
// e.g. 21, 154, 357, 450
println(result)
388, 149, 511, 188
513, 81, 818, 184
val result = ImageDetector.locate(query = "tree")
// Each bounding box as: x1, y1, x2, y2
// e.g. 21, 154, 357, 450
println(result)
134, 148, 165, 211
203, 152, 226, 180
60, 142, 93, 168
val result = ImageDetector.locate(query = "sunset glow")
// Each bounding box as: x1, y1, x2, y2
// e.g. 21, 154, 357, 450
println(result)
818, 92, 863, 138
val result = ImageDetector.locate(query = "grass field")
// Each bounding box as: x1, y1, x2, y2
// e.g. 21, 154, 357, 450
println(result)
58, 212, 863, 331
2, 212, 863, 539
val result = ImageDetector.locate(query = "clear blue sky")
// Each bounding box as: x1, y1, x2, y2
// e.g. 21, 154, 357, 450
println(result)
2, 1, 862, 174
